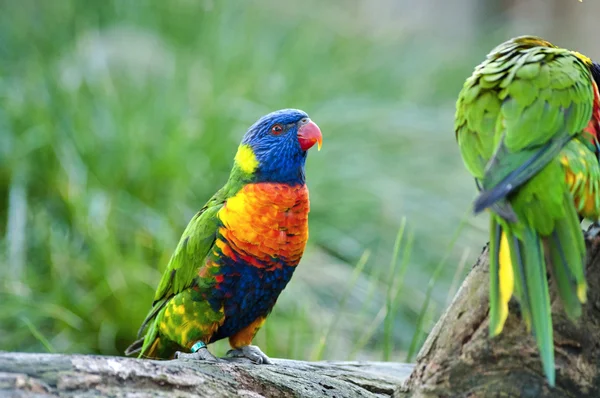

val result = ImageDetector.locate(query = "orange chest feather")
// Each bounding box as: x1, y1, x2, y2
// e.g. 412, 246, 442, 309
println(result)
217, 183, 310, 267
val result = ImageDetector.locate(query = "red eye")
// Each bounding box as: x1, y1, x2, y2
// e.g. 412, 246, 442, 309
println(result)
271, 124, 283, 135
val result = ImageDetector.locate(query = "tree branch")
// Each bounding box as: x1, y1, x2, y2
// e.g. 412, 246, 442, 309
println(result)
0, 352, 412, 397
397, 226, 600, 397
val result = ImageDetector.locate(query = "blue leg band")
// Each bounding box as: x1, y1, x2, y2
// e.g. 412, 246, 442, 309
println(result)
191, 341, 207, 353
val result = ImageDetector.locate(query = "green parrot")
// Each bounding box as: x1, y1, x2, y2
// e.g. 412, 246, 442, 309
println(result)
455, 36, 600, 385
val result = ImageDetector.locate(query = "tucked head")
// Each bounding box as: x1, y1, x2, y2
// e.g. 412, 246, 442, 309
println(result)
233, 109, 322, 185
591, 62, 600, 88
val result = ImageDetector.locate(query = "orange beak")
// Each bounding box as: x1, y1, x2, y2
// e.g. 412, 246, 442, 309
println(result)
298, 120, 323, 151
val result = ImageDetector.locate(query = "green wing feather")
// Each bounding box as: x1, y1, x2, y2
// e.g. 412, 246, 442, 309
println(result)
455, 36, 594, 386
519, 225, 554, 384
129, 186, 232, 356
153, 195, 225, 304
456, 37, 593, 181
562, 137, 600, 219
487, 219, 502, 331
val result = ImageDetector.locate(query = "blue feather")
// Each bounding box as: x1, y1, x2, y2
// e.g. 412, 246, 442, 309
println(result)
242, 109, 310, 185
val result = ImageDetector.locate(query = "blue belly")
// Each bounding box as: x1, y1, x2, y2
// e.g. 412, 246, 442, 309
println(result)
207, 253, 297, 342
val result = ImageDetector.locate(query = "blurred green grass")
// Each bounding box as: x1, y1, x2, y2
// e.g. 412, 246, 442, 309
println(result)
0, 0, 492, 361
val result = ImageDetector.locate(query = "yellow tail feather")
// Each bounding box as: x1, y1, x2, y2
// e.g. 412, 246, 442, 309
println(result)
492, 232, 515, 336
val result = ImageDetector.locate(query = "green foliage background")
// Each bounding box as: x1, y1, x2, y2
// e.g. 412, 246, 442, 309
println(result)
2, 0, 590, 361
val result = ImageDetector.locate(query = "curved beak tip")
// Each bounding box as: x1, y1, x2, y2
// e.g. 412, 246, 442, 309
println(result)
298, 120, 323, 152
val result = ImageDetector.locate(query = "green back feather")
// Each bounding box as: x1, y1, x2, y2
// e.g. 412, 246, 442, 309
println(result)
456, 36, 595, 386
132, 149, 255, 357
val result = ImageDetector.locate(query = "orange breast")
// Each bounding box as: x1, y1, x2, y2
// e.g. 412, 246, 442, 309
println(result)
217, 183, 310, 268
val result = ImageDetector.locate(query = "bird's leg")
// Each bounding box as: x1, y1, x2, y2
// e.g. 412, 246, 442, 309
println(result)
175, 341, 219, 362
226, 316, 271, 364
226, 345, 272, 364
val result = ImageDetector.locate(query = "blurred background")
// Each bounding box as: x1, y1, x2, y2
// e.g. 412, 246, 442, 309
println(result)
1, 0, 599, 362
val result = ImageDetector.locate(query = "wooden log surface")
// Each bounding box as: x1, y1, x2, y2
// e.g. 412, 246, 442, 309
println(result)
0, 352, 413, 397
397, 225, 600, 397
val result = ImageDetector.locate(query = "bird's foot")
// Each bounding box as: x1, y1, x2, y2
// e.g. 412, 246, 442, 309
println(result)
175, 341, 219, 362
226, 345, 272, 364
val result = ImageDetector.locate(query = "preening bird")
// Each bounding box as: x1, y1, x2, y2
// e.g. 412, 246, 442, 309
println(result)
455, 36, 600, 385
126, 109, 322, 364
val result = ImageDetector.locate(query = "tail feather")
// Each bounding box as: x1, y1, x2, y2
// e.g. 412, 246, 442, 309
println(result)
144, 336, 163, 359
488, 219, 502, 335
126, 297, 169, 359
137, 297, 169, 339
124, 338, 144, 356
489, 217, 554, 385
508, 230, 532, 330
488, 219, 514, 336
545, 193, 587, 320
124, 328, 164, 359
138, 319, 160, 358
520, 226, 554, 387
142, 336, 181, 360
546, 229, 584, 319
563, 191, 586, 258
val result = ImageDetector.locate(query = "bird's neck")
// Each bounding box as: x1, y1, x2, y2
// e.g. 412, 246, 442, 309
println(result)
230, 144, 307, 185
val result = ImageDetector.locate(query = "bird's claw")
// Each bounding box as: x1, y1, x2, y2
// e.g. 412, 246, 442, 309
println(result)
175, 347, 220, 362
226, 345, 272, 364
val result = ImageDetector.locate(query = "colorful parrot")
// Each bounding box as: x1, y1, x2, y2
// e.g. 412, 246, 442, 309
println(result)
125, 109, 322, 364
455, 36, 600, 385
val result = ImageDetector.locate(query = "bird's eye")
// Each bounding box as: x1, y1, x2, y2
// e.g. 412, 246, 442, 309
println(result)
271, 124, 283, 135
300, 118, 308, 124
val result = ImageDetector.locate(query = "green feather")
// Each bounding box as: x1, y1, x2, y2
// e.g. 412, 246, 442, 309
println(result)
515, 62, 541, 80
455, 35, 600, 386
473, 136, 571, 213
488, 218, 502, 335
521, 226, 555, 386
546, 224, 583, 321
507, 229, 531, 329
127, 149, 255, 358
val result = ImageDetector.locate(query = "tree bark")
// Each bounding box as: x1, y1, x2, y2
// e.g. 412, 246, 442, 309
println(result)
397, 225, 600, 398
0, 352, 412, 397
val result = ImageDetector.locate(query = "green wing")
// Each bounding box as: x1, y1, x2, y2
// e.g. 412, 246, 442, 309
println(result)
561, 137, 600, 219
153, 193, 225, 304
455, 36, 594, 386
456, 37, 594, 207
133, 187, 228, 354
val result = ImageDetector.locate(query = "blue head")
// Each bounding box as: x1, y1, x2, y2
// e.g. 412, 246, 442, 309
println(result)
233, 109, 322, 185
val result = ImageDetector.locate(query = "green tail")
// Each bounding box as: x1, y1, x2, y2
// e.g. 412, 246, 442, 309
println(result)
516, 225, 554, 386
124, 297, 169, 358
545, 192, 587, 320
488, 219, 503, 333
487, 192, 586, 387
489, 218, 554, 385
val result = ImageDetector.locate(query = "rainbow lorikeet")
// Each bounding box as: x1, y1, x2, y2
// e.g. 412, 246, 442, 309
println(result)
125, 109, 322, 364
455, 36, 600, 385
